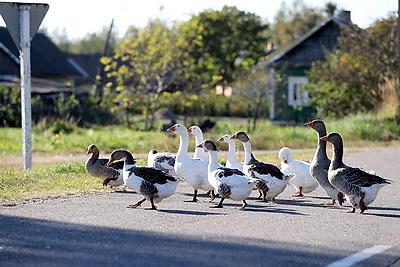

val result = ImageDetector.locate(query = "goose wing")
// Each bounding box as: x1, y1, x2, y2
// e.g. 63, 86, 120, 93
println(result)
341, 167, 390, 187
249, 162, 284, 180
128, 167, 177, 184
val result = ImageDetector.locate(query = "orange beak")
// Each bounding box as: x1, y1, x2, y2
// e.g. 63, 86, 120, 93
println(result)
106, 158, 114, 166
166, 125, 176, 132
188, 127, 193, 133
217, 137, 224, 142
86, 149, 91, 155
320, 135, 328, 141
230, 134, 237, 140
196, 144, 203, 148
305, 121, 314, 127
283, 160, 288, 164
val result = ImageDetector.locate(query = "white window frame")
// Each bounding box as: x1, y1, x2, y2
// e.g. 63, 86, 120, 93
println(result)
288, 76, 309, 107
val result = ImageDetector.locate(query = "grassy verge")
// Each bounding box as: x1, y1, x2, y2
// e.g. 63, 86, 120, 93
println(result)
0, 161, 107, 205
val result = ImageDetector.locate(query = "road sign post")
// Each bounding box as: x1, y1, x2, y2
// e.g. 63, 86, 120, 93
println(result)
0, 2, 49, 170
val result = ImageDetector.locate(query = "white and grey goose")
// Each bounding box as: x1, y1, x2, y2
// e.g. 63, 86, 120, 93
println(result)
197, 140, 256, 209
167, 123, 215, 202
321, 133, 391, 214
107, 149, 179, 210
188, 125, 209, 162
279, 147, 319, 197
217, 134, 244, 171
305, 120, 344, 205
85, 144, 124, 187
230, 132, 292, 202
147, 149, 177, 177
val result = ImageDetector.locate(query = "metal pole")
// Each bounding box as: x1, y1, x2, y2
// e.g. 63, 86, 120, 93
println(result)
19, 5, 32, 170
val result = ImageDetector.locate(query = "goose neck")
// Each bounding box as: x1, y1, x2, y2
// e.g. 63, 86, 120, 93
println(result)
207, 150, 220, 171
242, 141, 252, 164
331, 141, 344, 169
177, 131, 190, 159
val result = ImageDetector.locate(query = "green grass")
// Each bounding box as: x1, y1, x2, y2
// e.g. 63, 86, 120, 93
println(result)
0, 112, 399, 205
0, 161, 105, 205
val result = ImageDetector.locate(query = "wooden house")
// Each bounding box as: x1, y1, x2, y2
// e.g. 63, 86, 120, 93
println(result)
0, 26, 91, 121
262, 11, 352, 124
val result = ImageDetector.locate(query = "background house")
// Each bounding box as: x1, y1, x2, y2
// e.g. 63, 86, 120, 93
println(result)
262, 11, 352, 124
0, 26, 92, 121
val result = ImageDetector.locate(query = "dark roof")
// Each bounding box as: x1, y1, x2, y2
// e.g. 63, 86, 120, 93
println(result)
0, 26, 86, 79
264, 16, 351, 68
68, 53, 101, 85
0, 75, 90, 95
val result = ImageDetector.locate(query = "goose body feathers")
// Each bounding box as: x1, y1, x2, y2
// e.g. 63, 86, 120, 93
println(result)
108, 149, 179, 210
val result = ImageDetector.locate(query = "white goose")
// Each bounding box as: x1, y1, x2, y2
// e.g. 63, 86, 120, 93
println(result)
147, 149, 177, 176
167, 123, 215, 202
217, 134, 244, 171
279, 147, 319, 197
197, 140, 256, 209
107, 149, 179, 210
231, 131, 292, 202
188, 125, 208, 162
321, 133, 391, 214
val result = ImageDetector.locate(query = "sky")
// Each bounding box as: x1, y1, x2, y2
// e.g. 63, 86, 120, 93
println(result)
0, 0, 397, 40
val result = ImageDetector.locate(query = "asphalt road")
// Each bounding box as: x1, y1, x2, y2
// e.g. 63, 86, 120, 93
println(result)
1, 147, 399, 267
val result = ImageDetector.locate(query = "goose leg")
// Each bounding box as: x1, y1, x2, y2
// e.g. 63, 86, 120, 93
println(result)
103, 177, 117, 187
292, 187, 304, 197
144, 198, 157, 210
322, 199, 336, 205
257, 189, 262, 199
359, 196, 367, 214
239, 200, 247, 210
337, 192, 345, 206
256, 190, 268, 202
185, 189, 199, 202
209, 190, 216, 202
211, 197, 224, 208
346, 207, 356, 213
127, 198, 146, 208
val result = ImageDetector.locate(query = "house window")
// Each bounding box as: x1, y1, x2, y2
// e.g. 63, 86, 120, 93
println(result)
288, 76, 309, 106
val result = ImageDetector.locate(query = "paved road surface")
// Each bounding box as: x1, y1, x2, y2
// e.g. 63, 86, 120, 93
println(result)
1, 147, 399, 266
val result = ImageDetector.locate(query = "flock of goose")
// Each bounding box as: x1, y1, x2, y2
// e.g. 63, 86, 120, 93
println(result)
85, 120, 391, 214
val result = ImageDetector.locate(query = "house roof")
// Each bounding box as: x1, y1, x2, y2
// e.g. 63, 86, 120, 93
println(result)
0, 75, 90, 95
68, 53, 101, 85
263, 15, 351, 68
0, 26, 86, 79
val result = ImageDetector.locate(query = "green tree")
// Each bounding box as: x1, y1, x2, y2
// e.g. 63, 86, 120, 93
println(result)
102, 19, 184, 130
270, 0, 335, 46
177, 5, 269, 91
304, 16, 398, 117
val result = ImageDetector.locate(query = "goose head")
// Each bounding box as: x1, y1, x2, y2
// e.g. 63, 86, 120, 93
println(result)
107, 149, 136, 166
320, 132, 343, 146
166, 123, 187, 134
279, 147, 292, 164
196, 140, 217, 152
230, 131, 250, 143
187, 126, 203, 137
217, 134, 231, 142
305, 120, 327, 134
86, 144, 99, 155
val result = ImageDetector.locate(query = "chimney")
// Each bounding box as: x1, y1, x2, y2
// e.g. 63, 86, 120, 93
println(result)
337, 10, 351, 24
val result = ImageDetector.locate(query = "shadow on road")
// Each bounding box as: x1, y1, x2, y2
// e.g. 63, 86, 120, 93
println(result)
0, 215, 339, 266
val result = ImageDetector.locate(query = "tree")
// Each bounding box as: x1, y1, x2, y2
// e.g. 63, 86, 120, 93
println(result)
102, 19, 184, 129
304, 16, 398, 117
269, 0, 336, 46
177, 6, 269, 91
